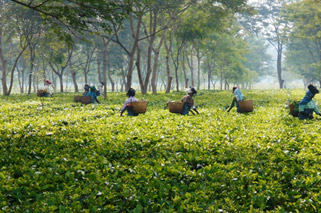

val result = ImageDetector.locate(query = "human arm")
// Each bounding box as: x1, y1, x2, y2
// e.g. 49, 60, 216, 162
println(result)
227, 97, 237, 112
120, 98, 136, 116
191, 105, 199, 114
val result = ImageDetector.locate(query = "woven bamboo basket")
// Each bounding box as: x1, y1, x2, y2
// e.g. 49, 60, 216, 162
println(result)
289, 101, 300, 117
131, 101, 148, 114
37, 90, 47, 97
80, 96, 92, 105
74, 95, 81, 102
239, 100, 254, 112
168, 101, 184, 113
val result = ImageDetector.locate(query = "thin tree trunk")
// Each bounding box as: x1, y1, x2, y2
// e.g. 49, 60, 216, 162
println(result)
102, 47, 107, 99
7, 49, 26, 95
207, 61, 212, 90
220, 70, 223, 90
164, 31, 173, 93
97, 59, 102, 83
107, 61, 115, 92
70, 58, 78, 92
0, 25, 8, 95
121, 67, 126, 92
126, 12, 143, 91
165, 51, 171, 93
59, 74, 64, 92
27, 46, 35, 95
190, 45, 194, 87
277, 41, 284, 89
182, 50, 188, 88
196, 46, 201, 90
136, 45, 144, 92
151, 11, 167, 94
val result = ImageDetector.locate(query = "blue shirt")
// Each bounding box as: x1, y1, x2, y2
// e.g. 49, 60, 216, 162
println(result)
87, 91, 98, 103
234, 88, 243, 102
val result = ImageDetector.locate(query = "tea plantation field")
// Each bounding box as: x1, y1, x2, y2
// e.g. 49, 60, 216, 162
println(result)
1, 89, 321, 212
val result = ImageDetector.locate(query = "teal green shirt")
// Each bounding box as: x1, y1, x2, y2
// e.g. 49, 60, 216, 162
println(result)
299, 100, 320, 114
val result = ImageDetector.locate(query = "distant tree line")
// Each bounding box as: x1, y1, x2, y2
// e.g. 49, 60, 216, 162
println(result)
5, 0, 318, 97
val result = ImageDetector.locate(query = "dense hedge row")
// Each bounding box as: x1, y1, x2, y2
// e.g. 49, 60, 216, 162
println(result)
1, 89, 321, 212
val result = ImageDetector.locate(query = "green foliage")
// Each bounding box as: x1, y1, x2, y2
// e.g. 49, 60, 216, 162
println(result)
285, 0, 321, 83
1, 90, 321, 211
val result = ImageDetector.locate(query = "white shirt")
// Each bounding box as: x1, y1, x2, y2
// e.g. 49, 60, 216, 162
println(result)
121, 96, 138, 111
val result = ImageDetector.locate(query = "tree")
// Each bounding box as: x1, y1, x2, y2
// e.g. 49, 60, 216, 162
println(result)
251, 0, 291, 88
0, 3, 33, 95
285, 0, 321, 86
10, 0, 138, 43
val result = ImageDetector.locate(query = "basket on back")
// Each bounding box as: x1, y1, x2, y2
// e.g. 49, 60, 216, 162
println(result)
168, 101, 184, 113
131, 101, 148, 114
239, 100, 254, 113
74, 95, 92, 105
37, 90, 47, 97
289, 101, 300, 117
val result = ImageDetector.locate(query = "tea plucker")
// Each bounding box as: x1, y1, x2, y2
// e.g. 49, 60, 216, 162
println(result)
227, 86, 244, 113
181, 87, 199, 115
86, 86, 100, 104
299, 84, 321, 120
120, 88, 139, 116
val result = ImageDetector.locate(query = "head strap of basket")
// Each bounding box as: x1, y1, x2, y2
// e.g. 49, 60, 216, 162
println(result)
232, 86, 238, 93
308, 84, 319, 95
126, 88, 135, 97
185, 86, 197, 95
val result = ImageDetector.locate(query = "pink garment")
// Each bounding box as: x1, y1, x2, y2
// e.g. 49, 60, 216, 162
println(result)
121, 96, 138, 111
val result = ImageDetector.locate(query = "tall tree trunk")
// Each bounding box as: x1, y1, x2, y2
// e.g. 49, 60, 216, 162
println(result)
127, 12, 143, 91
17, 66, 23, 93
70, 59, 78, 92
0, 25, 8, 95
164, 32, 173, 93
151, 49, 160, 94
174, 64, 179, 92
196, 47, 201, 90
97, 59, 102, 83
220, 70, 223, 90
58, 73, 64, 92
7, 49, 26, 95
165, 54, 172, 93
32, 72, 37, 93
107, 61, 115, 92
151, 11, 167, 94
277, 41, 284, 89
190, 45, 194, 87
182, 50, 188, 88
207, 61, 212, 90
185, 45, 195, 87
27, 46, 35, 95
136, 45, 144, 93
102, 47, 108, 100
121, 67, 126, 92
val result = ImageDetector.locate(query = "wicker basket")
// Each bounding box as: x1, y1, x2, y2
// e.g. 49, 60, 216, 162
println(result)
168, 101, 184, 113
289, 101, 300, 117
239, 100, 254, 112
131, 101, 148, 114
37, 90, 47, 97
80, 96, 92, 105
74, 96, 81, 102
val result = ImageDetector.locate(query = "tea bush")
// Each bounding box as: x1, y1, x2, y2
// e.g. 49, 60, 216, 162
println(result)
1, 89, 321, 212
